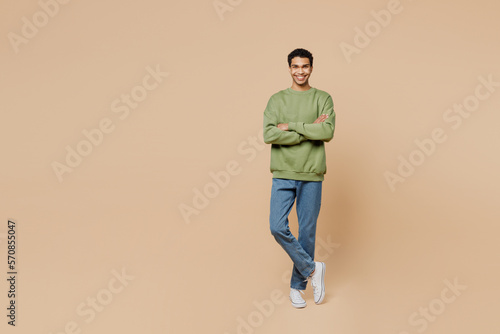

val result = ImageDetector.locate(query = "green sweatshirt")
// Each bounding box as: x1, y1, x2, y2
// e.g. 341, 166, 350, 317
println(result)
263, 87, 335, 181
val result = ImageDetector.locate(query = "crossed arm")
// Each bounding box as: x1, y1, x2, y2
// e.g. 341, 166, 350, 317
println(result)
277, 114, 329, 131
263, 96, 335, 145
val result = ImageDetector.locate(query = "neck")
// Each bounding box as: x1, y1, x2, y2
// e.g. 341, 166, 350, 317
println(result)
291, 82, 311, 91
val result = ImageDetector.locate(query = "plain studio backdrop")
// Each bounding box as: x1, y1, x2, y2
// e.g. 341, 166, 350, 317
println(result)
1, 0, 499, 333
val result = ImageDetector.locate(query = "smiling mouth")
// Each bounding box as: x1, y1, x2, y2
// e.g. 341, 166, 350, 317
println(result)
295, 75, 306, 80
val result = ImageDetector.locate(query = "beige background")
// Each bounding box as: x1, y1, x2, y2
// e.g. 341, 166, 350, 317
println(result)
1, 0, 499, 333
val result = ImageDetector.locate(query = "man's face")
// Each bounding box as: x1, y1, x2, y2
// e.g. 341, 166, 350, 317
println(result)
288, 57, 313, 86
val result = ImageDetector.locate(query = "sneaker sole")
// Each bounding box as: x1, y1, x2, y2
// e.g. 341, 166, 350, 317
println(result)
315, 262, 325, 304
290, 296, 306, 308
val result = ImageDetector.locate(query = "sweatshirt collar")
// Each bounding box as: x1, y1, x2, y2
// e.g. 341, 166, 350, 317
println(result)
286, 87, 315, 95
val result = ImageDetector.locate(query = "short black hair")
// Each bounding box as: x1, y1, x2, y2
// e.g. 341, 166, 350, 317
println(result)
287, 48, 313, 67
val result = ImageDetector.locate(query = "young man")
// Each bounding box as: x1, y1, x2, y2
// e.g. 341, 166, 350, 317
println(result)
263, 48, 335, 308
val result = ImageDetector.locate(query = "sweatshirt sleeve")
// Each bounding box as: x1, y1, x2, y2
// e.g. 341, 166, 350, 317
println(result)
287, 95, 335, 142
263, 97, 306, 146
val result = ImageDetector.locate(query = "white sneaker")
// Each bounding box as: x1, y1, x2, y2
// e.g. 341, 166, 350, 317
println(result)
310, 262, 326, 304
289, 288, 306, 308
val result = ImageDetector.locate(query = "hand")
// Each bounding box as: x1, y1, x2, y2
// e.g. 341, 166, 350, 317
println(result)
277, 123, 289, 131
313, 114, 329, 124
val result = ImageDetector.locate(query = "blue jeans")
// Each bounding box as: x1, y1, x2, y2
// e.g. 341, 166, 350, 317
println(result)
269, 178, 322, 290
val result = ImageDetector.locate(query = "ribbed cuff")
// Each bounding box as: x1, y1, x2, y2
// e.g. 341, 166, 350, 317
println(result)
288, 122, 303, 132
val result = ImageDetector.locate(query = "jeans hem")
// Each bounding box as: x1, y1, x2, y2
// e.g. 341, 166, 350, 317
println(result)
305, 262, 316, 278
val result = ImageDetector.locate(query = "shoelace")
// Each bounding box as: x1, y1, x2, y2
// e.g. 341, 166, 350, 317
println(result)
290, 289, 305, 301
307, 274, 319, 293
